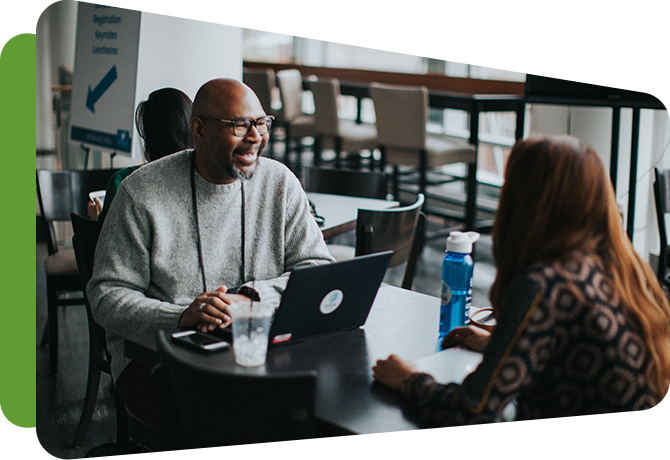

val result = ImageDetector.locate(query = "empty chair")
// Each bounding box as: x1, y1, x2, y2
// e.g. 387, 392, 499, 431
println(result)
276, 69, 318, 167
37, 168, 120, 374
243, 68, 282, 158
153, 330, 318, 449
653, 167, 670, 288
370, 83, 477, 229
328, 194, 426, 291
70, 213, 129, 449
309, 77, 377, 167
302, 165, 388, 199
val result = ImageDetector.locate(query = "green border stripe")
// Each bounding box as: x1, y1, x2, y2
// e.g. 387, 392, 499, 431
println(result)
0, 33, 37, 428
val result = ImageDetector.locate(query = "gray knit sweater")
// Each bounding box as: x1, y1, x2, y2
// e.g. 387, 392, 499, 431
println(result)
88, 150, 334, 380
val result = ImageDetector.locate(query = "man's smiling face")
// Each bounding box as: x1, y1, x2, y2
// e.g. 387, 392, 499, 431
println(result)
191, 79, 268, 184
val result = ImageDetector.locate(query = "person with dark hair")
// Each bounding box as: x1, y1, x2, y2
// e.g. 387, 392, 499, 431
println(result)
88, 78, 334, 431
373, 134, 670, 425
87, 87, 194, 222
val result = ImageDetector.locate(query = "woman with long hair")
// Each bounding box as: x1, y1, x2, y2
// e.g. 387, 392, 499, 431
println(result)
87, 87, 194, 222
373, 135, 670, 424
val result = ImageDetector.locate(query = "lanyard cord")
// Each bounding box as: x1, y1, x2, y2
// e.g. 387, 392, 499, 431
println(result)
190, 153, 245, 293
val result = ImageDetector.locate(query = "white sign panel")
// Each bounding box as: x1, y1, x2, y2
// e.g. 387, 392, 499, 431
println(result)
69, 2, 141, 154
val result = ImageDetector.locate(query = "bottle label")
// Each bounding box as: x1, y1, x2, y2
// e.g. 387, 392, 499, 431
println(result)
440, 280, 452, 305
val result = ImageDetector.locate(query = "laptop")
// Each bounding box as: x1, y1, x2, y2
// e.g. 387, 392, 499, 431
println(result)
268, 250, 393, 347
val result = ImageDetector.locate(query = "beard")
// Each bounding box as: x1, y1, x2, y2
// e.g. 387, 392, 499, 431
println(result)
227, 161, 255, 181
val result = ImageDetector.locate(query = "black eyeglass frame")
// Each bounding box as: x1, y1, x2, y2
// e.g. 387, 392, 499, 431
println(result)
196, 115, 275, 137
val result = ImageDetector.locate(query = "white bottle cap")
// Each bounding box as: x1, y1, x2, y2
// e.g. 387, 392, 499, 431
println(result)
446, 231, 480, 254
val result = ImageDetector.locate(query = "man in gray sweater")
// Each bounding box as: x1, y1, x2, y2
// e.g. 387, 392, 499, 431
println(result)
88, 78, 334, 429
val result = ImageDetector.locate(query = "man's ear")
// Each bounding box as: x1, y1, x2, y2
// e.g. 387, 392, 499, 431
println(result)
191, 117, 204, 141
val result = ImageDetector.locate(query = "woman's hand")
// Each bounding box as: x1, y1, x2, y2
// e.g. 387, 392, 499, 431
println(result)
178, 286, 251, 332
441, 325, 491, 352
372, 354, 418, 391
87, 198, 103, 220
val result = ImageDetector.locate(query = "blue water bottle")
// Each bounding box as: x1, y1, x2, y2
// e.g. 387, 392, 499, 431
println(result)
439, 231, 480, 347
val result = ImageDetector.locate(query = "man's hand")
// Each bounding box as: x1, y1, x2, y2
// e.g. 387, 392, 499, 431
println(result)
178, 286, 251, 332
372, 354, 418, 391
87, 198, 103, 220
441, 325, 491, 352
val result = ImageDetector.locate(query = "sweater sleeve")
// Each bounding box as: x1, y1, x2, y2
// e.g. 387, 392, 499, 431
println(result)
401, 274, 547, 426
88, 185, 185, 339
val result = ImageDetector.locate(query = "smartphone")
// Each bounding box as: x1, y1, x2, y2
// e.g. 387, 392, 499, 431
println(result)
89, 190, 106, 204
171, 330, 230, 352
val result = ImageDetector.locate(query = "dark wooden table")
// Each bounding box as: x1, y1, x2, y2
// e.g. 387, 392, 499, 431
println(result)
125, 285, 482, 435
307, 192, 399, 240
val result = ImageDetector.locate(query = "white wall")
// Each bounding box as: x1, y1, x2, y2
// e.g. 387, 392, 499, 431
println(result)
128, 12, 243, 165
36, 0, 78, 167
35, 2, 244, 170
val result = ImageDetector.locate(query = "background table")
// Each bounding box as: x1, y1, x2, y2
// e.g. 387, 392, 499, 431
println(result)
306, 192, 399, 239
126, 285, 483, 436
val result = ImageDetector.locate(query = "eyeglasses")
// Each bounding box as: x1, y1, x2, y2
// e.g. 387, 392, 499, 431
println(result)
197, 115, 275, 137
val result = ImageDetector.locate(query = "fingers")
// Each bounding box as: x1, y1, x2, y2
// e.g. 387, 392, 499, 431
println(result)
198, 295, 232, 326
372, 354, 416, 391
179, 292, 233, 329
442, 327, 472, 349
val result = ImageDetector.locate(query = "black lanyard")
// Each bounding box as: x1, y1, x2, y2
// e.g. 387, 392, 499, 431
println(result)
190, 153, 245, 293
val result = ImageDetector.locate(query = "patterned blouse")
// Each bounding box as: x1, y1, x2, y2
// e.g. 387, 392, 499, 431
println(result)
403, 254, 662, 426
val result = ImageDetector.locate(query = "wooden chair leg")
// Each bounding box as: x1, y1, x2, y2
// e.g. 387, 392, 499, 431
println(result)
113, 384, 130, 444
392, 165, 399, 201
465, 162, 477, 231
40, 322, 49, 347
70, 358, 102, 448
314, 135, 323, 166
46, 279, 59, 374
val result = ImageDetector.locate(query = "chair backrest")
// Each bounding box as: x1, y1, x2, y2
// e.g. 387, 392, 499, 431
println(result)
153, 330, 318, 448
302, 166, 388, 199
370, 83, 428, 150
37, 168, 119, 254
653, 167, 670, 281
70, 213, 110, 373
356, 194, 425, 290
243, 68, 279, 122
276, 69, 305, 122
309, 78, 341, 136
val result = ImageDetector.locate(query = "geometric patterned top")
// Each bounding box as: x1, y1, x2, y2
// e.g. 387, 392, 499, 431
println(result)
402, 253, 663, 426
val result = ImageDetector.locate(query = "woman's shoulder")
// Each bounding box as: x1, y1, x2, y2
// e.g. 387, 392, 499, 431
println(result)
110, 164, 141, 184
524, 253, 602, 283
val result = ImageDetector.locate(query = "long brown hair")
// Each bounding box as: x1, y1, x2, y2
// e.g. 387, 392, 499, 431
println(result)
490, 135, 670, 396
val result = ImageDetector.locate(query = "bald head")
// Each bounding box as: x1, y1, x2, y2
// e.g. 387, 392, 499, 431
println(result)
192, 78, 261, 120
190, 78, 268, 184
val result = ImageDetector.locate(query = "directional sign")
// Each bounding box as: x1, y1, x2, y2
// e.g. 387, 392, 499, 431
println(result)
86, 65, 118, 113
69, 3, 141, 154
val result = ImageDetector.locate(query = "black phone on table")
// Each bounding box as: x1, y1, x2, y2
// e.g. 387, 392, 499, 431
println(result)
171, 330, 230, 352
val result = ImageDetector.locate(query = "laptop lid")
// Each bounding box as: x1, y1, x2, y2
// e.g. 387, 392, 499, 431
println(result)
269, 251, 393, 346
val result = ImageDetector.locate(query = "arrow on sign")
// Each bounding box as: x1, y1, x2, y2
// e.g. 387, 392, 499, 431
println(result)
86, 66, 118, 113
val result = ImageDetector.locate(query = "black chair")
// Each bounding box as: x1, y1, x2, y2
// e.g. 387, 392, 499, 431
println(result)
153, 330, 318, 449
325, 193, 425, 290
356, 194, 426, 290
37, 168, 120, 374
653, 167, 670, 288
70, 213, 129, 449
302, 165, 388, 199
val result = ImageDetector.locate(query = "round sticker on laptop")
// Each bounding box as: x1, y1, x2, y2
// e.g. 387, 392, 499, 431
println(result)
320, 289, 344, 314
